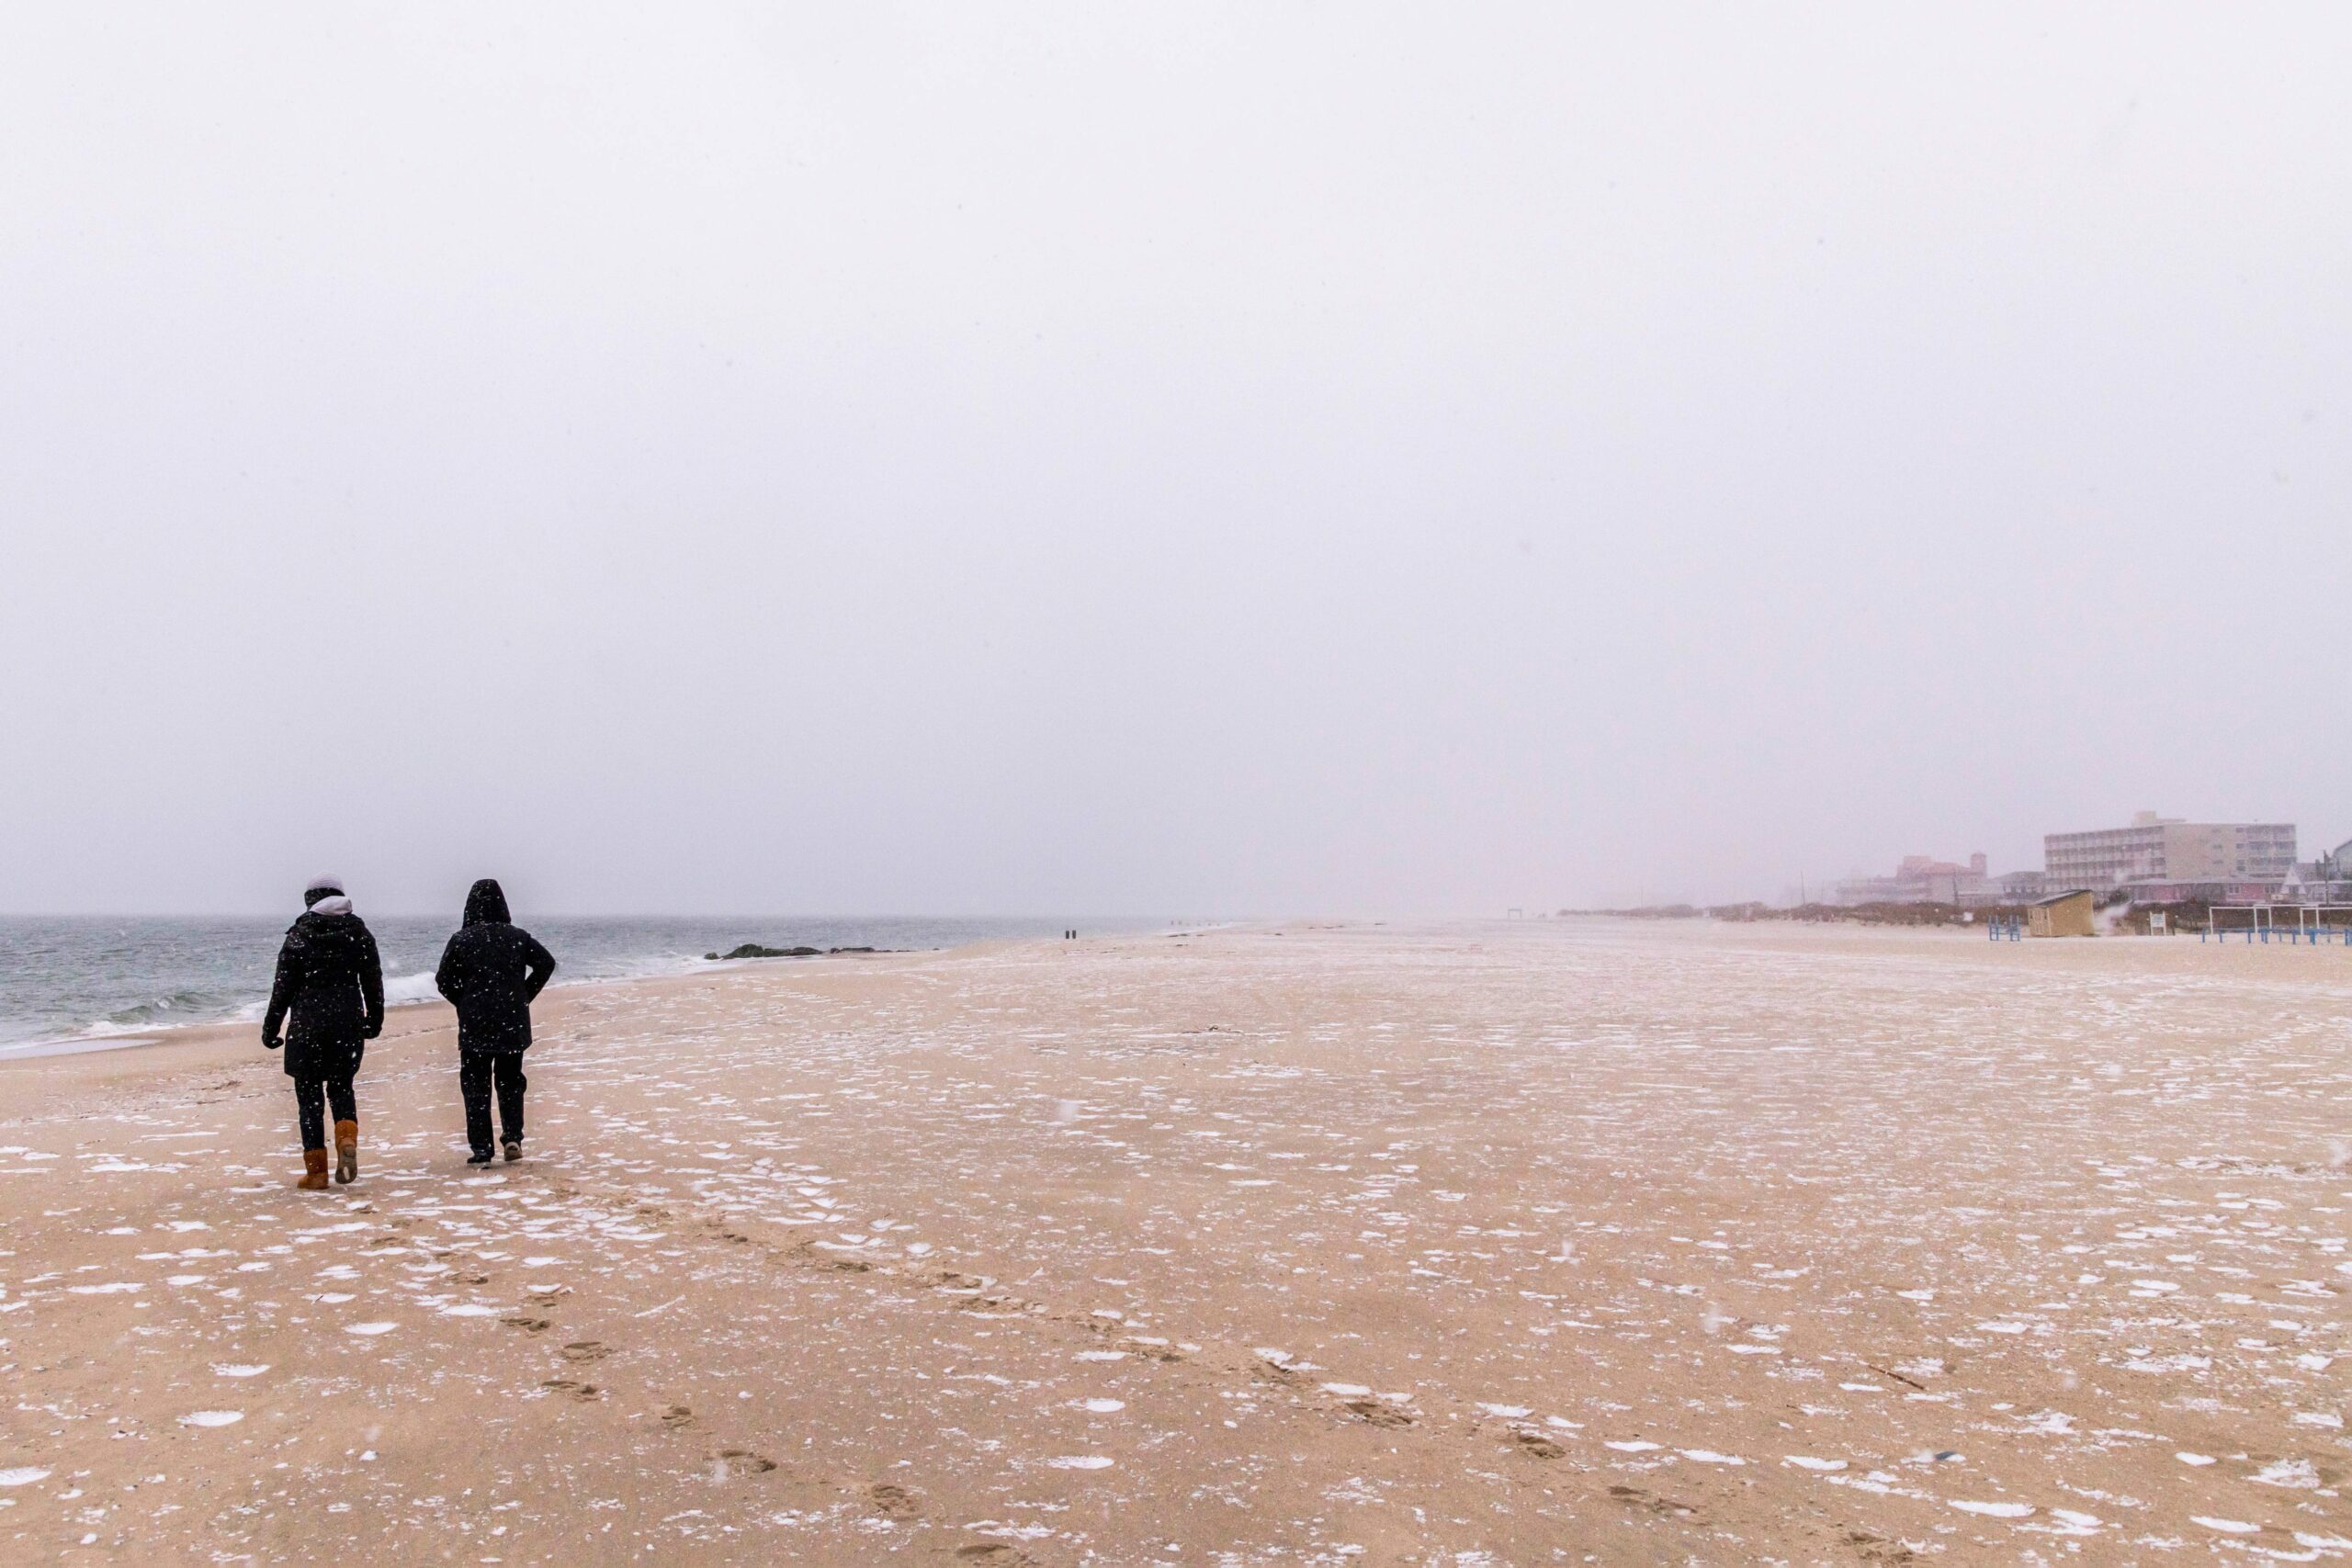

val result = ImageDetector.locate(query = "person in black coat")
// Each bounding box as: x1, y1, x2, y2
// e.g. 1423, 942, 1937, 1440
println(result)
262, 876, 384, 1190
435, 878, 556, 1165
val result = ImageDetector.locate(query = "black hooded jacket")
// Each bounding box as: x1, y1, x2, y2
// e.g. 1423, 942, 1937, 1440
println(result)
263, 909, 385, 1078
434, 880, 557, 1055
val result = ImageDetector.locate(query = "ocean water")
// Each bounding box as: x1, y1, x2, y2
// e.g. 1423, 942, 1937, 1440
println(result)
0, 915, 1167, 1052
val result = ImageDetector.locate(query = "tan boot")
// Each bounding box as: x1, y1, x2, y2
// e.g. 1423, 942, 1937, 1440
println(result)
298, 1147, 330, 1190
334, 1120, 359, 1185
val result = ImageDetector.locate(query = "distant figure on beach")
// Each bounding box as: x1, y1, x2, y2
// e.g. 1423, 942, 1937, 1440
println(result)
434, 878, 556, 1167
262, 876, 384, 1190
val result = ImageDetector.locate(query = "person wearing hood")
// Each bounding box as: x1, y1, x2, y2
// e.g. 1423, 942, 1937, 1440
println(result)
434, 878, 556, 1166
262, 876, 385, 1190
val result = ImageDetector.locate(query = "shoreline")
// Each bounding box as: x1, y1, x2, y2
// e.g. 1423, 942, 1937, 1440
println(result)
0, 909, 2306, 1066
0, 910, 1192, 1059
0, 929, 1081, 1064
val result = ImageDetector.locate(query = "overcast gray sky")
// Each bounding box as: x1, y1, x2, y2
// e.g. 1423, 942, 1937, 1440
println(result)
3, 5, 2346, 916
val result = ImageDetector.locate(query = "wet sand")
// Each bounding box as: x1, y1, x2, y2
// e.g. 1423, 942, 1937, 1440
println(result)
0, 920, 2344, 1562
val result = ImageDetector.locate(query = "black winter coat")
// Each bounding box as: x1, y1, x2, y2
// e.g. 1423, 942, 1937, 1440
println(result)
434, 879, 556, 1055
263, 910, 384, 1078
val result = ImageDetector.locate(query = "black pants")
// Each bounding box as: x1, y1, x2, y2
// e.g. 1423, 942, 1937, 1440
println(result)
294, 1073, 357, 1153
460, 1052, 527, 1154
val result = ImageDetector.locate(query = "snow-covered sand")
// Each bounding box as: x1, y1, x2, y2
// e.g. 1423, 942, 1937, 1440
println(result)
0, 920, 2343, 1562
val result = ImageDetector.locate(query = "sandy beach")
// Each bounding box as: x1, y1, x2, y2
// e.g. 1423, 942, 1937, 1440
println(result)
0, 920, 2344, 1563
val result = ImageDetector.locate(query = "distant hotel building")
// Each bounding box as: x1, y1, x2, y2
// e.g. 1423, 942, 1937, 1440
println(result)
2043, 811, 2296, 896
1834, 852, 1989, 905
1994, 869, 2048, 902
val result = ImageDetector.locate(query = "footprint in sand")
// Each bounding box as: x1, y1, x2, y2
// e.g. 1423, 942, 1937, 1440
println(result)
560, 1341, 612, 1363
1313, 1383, 1409, 1427
540, 1379, 602, 1402
1609, 1483, 1702, 1521
1252, 1356, 1306, 1389
659, 1404, 695, 1429
711, 1449, 775, 1475
865, 1482, 919, 1517
1122, 1337, 1188, 1363
501, 1315, 551, 1334
955, 1545, 1026, 1563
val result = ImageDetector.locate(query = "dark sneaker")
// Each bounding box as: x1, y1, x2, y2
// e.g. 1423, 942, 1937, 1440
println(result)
502, 1140, 523, 1163
466, 1149, 494, 1166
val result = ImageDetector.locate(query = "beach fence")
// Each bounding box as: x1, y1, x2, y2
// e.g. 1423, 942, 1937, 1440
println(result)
2201, 904, 2352, 943
1985, 914, 2024, 941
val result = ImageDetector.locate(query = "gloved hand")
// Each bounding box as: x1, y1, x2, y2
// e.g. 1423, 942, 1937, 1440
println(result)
263, 1032, 282, 1051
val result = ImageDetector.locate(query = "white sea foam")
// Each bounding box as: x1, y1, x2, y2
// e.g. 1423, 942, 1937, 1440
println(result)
379, 971, 442, 1007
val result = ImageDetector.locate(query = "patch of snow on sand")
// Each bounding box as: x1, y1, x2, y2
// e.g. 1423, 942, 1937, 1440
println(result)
179, 1411, 243, 1427
211, 1364, 269, 1378
2252, 1460, 2320, 1489
0, 1468, 51, 1487
1951, 1501, 2033, 1518
345, 1322, 397, 1336
1047, 1456, 1114, 1470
